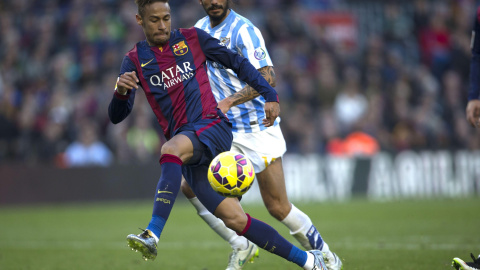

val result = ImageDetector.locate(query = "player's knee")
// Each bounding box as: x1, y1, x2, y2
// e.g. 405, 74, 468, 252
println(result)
219, 211, 247, 233
265, 202, 289, 221
160, 143, 177, 155
180, 179, 196, 198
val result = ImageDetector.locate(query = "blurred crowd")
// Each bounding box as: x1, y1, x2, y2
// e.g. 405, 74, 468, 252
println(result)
1, 0, 480, 167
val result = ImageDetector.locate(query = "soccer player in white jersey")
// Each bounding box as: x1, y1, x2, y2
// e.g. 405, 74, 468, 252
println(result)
180, 1, 343, 270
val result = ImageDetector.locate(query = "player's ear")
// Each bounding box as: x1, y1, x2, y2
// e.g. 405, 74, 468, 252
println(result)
198, 0, 202, 5
136, 14, 143, 26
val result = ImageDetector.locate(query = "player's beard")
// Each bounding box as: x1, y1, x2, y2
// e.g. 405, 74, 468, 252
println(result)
205, 1, 229, 24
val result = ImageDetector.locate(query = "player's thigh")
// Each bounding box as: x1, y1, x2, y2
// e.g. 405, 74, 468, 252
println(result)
213, 197, 248, 232
183, 164, 225, 213
256, 158, 291, 210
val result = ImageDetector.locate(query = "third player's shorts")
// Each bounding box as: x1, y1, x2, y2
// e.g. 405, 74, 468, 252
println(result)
230, 124, 287, 174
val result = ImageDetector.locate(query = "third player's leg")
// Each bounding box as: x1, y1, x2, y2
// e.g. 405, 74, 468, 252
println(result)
180, 177, 196, 199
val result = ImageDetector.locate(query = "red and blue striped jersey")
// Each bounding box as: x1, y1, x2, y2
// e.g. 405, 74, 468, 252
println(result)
109, 27, 278, 140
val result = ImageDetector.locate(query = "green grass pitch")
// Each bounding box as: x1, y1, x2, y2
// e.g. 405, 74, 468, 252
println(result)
0, 198, 478, 270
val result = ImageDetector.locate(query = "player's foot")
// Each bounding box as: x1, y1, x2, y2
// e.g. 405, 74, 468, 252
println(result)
452, 253, 480, 270
323, 251, 343, 270
126, 229, 158, 261
309, 250, 328, 270
226, 241, 259, 270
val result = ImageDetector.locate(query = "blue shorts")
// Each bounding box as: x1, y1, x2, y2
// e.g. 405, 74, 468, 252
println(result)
181, 116, 233, 214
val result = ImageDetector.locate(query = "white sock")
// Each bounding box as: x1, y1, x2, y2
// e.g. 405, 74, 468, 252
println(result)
281, 204, 330, 252
188, 197, 248, 250
281, 204, 314, 249
303, 252, 315, 270
281, 204, 312, 233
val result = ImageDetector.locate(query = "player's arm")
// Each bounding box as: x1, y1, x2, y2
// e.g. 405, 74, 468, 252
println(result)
467, 10, 480, 127
217, 66, 276, 113
108, 56, 139, 124
195, 28, 279, 126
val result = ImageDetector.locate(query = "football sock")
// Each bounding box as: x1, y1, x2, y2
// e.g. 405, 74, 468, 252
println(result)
282, 204, 327, 251
240, 214, 308, 267
189, 197, 248, 250
146, 154, 183, 239
303, 252, 315, 270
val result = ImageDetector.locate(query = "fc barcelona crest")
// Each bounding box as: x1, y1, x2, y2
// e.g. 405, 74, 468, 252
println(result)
172, 41, 188, 56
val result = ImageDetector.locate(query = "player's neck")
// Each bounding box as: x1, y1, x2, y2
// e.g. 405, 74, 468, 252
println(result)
210, 9, 230, 28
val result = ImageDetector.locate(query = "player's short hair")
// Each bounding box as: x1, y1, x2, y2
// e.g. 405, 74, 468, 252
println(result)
135, 0, 169, 18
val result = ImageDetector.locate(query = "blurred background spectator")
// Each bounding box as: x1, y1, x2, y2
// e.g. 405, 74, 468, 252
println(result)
1, 0, 480, 167
63, 119, 113, 167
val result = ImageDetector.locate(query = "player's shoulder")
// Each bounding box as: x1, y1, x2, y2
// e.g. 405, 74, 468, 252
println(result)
179, 26, 204, 38
195, 15, 209, 29
230, 10, 257, 30
125, 40, 149, 59
123, 42, 138, 59
229, 10, 262, 38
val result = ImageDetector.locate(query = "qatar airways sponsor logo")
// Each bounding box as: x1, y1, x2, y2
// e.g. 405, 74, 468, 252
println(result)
149, 62, 194, 90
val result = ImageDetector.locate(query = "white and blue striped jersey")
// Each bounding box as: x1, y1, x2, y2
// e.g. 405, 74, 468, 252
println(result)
195, 10, 279, 133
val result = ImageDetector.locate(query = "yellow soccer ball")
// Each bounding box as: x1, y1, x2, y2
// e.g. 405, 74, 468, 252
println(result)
207, 151, 255, 198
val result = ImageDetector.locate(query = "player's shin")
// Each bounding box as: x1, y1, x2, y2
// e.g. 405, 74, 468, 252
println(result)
240, 213, 311, 268
282, 204, 328, 251
189, 197, 248, 250
147, 154, 183, 240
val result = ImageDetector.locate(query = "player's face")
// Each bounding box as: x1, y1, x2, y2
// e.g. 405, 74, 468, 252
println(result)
200, 0, 229, 22
136, 2, 171, 47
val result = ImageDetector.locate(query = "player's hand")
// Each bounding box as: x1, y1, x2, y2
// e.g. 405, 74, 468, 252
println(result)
116, 71, 139, 94
466, 99, 480, 127
217, 98, 232, 114
263, 102, 280, 127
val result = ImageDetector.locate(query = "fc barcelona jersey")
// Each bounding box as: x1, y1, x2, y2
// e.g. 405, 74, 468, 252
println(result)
108, 27, 278, 140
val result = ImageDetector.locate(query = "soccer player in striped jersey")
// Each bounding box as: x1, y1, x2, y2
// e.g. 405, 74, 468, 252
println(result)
180, 1, 342, 270
109, 0, 327, 269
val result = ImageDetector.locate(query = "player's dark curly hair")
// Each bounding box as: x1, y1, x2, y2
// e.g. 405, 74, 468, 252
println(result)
135, 0, 169, 18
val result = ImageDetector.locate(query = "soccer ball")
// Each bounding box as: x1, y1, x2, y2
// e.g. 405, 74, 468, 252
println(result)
207, 151, 255, 198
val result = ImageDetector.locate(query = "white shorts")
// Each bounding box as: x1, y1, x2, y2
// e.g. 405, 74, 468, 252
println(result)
230, 124, 287, 173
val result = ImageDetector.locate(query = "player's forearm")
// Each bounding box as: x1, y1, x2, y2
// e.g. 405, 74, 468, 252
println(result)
235, 60, 278, 102
108, 91, 133, 124
223, 85, 260, 108
225, 66, 276, 107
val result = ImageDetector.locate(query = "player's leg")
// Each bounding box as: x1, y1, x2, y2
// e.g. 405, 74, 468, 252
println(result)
127, 133, 194, 260
188, 164, 327, 270
213, 196, 327, 270
183, 169, 258, 270
180, 179, 250, 251
256, 158, 342, 269
256, 158, 323, 249
236, 125, 342, 269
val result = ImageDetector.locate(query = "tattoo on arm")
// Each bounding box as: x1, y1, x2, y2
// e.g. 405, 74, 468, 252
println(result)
228, 66, 276, 107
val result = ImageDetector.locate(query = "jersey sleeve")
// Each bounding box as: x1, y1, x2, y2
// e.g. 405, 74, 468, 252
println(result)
108, 55, 138, 124
195, 27, 278, 103
469, 9, 480, 101
235, 24, 273, 69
